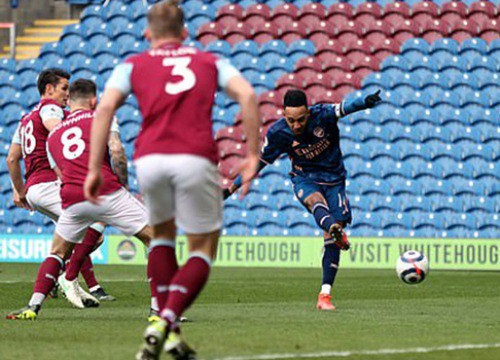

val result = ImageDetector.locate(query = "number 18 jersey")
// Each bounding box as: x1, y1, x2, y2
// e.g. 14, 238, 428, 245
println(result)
47, 109, 122, 209
105, 42, 240, 164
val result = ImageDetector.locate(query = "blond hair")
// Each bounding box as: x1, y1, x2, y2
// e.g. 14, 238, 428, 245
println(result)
147, 0, 185, 38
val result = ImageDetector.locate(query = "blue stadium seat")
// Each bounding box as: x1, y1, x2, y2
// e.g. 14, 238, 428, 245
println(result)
287, 40, 315, 57
401, 38, 430, 55
183, 39, 203, 50
80, 4, 104, 21
263, 54, 294, 72
472, 69, 498, 88
459, 38, 488, 55
231, 40, 259, 57
234, 54, 261, 71
469, 56, 498, 72
380, 55, 409, 72
205, 40, 231, 57
0, 58, 16, 72
260, 40, 287, 56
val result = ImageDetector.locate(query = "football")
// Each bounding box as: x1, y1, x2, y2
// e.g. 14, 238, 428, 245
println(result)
396, 250, 429, 284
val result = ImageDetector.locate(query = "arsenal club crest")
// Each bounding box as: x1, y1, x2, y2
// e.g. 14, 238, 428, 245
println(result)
313, 127, 324, 138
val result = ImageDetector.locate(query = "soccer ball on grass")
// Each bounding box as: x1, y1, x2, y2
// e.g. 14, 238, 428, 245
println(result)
396, 250, 429, 284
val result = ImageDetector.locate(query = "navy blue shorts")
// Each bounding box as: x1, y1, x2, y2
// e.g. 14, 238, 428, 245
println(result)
291, 176, 352, 225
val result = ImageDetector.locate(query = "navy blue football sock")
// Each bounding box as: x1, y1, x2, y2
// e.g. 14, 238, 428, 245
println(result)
322, 238, 341, 286
311, 202, 335, 233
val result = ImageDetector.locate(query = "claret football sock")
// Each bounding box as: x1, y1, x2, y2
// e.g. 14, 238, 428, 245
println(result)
161, 252, 211, 325
148, 239, 178, 310
31, 254, 65, 305
321, 238, 340, 291
312, 202, 335, 233
65, 228, 102, 284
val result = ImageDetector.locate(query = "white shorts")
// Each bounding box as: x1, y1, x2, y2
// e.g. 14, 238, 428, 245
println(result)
56, 188, 148, 243
26, 180, 62, 222
135, 154, 223, 234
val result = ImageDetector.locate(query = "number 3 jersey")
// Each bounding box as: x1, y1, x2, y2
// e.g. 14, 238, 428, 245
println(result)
105, 42, 240, 164
47, 109, 122, 209
11, 99, 66, 191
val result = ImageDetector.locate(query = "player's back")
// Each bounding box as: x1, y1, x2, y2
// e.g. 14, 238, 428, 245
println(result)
18, 99, 60, 190
126, 43, 219, 163
47, 109, 121, 208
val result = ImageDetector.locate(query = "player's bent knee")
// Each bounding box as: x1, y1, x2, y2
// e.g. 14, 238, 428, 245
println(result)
303, 192, 327, 209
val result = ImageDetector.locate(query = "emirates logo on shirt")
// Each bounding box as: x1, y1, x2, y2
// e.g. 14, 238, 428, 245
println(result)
313, 127, 325, 138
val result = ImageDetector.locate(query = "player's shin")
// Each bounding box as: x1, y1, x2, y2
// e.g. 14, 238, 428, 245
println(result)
311, 202, 335, 233
160, 252, 212, 328
148, 239, 178, 310
321, 238, 341, 294
31, 254, 65, 307
65, 226, 103, 282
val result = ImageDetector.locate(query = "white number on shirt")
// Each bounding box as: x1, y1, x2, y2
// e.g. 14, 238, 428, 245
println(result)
21, 121, 36, 157
61, 127, 85, 160
162, 57, 196, 95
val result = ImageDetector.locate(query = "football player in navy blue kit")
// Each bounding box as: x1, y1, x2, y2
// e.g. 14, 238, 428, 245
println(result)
224, 89, 381, 310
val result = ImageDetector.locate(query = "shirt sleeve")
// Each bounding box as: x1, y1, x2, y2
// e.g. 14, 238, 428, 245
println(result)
105, 62, 133, 96
39, 104, 64, 124
46, 143, 56, 169
110, 116, 120, 133
215, 58, 242, 89
11, 123, 21, 145
260, 129, 285, 165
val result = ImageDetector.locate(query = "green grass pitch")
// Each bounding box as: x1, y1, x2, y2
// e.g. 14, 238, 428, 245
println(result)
1, 263, 499, 360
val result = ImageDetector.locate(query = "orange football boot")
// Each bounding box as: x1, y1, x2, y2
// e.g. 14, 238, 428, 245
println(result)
316, 293, 336, 311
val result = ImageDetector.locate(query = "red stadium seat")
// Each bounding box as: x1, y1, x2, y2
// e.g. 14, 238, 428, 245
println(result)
272, 15, 293, 30
272, 3, 299, 20
327, 3, 354, 21
258, 90, 283, 106
345, 39, 374, 56
411, 1, 439, 26
216, 4, 243, 21
421, 19, 451, 43
363, 19, 392, 44
307, 32, 330, 45
468, 1, 497, 23
300, 14, 325, 32
279, 21, 308, 38
392, 19, 421, 44
218, 140, 246, 159
335, 19, 365, 43
479, 18, 499, 42
350, 54, 379, 72
302, 73, 334, 90
253, 22, 279, 38
197, 22, 223, 45
296, 56, 323, 72
310, 89, 341, 104
441, 1, 468, 19
322, 56, 351, 72
333, 84, 357, 98
373, 38, 400, 61
245, 16, 267, 31
299, 3, 327, 20
225, 34, 247, 45
244, 4, 271, 21
450, 19, 480, 42
315, 38, 346, 57
219, 155, 243, 178
354, 2, 382, 24
217, 16, 239, 28
383, 2, 410, 20
306, 20, 335, 38
215, 125, 246, 142
253, 33, 275, 44
331, 72, 361, 89
296, 67, 322, 81
281, 33, 304, 45
276, 73, 304, 90
440, 13, 466, 26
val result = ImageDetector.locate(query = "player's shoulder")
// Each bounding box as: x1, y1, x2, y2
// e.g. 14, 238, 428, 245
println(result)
267, 118, 289, 139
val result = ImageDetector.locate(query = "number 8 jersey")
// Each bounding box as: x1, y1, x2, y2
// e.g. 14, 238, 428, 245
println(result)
12, 99, 65, 191
47, 109, 122, 209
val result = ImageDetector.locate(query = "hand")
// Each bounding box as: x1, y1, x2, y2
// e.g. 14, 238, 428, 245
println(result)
13, 190, 33, 211
234, 153, 259, 199
364, 89, 381, 108
84, 170, 103, 204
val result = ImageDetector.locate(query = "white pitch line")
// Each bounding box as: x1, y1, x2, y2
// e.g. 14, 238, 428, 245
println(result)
0, 279, 144, 283
211, 343, 500, 360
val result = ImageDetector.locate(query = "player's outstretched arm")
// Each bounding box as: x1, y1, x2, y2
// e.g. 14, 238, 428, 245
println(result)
224, 76, 261, 198
341, 89, 382, 117
223, 160, 267, 200
6, 143, 32, 210
85, 88, 127, 203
